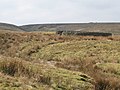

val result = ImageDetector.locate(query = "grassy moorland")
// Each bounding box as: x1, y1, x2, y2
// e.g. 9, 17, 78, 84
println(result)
0, 30, 120, 90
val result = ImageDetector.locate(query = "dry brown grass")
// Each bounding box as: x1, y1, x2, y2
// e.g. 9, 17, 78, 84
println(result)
0, 58, 33, 77
0, 31, 120, 89
94, 77, 120, 90
55, 56, 120, 90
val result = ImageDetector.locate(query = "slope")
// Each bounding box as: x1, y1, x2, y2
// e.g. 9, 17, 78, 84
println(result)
0, 22, 24, 31
20, 23, 120, 35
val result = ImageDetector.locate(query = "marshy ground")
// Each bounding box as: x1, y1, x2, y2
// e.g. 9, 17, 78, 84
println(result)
0, 30, 120, 90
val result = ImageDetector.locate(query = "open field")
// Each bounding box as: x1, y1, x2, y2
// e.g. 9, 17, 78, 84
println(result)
0, 30, 120, 90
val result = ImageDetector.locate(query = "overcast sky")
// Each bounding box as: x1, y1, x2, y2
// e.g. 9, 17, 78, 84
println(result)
0, 0, 120, 25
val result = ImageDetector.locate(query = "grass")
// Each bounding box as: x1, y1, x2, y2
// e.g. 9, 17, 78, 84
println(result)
32, 40, 120, 63
95, 63, 120, 76
94, 77, 120, 90
0, 55, 94, 90
0, 31, 120, 89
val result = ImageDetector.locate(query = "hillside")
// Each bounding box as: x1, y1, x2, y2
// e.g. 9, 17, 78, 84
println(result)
0, 23, 24, 31
0, 22, 120, 35
0, 30, 120, 90
20, 23, 120, 35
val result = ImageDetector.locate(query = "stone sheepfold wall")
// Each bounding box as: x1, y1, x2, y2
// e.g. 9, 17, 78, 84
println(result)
56, 31, 112, 36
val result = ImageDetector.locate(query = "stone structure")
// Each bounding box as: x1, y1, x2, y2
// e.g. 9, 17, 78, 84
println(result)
56, 31, 112, 36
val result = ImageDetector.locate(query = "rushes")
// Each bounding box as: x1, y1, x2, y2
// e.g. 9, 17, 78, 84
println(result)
0, 58, 32, 77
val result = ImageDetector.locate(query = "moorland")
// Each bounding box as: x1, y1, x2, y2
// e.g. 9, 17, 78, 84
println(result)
0, 23, 120, 90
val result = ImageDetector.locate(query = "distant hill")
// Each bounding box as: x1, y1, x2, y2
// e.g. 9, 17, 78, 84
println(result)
0, 23, 24, 31
0, 22, 120, 35
20, 23, 120, 35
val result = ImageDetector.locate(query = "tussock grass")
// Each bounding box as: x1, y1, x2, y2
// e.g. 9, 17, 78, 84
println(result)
95, 77, 120, 90
95, 63, 120, 76
0, 59, 32, 77
0, 55, 94, 89
0, 31, 120, 89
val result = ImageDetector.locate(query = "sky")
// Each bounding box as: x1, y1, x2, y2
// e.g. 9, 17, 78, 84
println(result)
0, 0, 120, 25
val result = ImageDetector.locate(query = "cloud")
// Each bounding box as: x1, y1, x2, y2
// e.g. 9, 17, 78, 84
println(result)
0, 0, 120, 25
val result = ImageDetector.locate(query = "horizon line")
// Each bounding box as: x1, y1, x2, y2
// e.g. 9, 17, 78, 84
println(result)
1, 21, 120, 26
